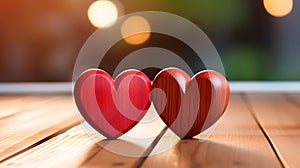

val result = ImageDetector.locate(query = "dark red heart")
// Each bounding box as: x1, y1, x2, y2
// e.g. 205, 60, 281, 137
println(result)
151, 68, 230, 139
74, 69, 151, 139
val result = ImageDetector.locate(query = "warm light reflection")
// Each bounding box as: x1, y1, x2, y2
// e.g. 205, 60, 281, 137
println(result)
87, 0, 118, 28
121, 16, 151, 45
263, 0, 293, 17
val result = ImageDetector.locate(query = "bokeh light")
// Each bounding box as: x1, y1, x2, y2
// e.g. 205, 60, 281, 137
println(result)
88, 0, 118, 28
121, 16, 151, 45
263, 0, 293, 17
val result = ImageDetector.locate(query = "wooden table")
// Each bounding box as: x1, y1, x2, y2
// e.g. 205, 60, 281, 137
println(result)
0, 93, 299, 167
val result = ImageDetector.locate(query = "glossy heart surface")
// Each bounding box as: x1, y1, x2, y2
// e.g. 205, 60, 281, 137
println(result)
151, 68, 230, 139
74, 69, 151, 139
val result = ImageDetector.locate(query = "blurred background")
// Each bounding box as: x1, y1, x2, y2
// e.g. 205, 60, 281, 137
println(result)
0, 0, 299, 82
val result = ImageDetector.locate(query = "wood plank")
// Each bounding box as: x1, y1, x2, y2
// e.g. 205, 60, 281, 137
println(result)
0, 95, 33, 118
287, 94, 300, 109
0, 125, 106, 167
288, 94, 300, 100
141, 94, 282, 168
0, 95, 78, 162
246, 94, 300, 168
0, 95, 25, 103
0, 95, 59, 119
1, 104, 167, 167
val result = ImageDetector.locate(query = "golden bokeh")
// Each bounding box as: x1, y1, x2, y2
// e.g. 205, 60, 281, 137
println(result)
87, 0, 118, 28
263, 0, 293, 17
121, 16, 151, 45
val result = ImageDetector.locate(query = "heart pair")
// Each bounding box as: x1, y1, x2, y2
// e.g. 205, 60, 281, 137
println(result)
74, 68, 230, 139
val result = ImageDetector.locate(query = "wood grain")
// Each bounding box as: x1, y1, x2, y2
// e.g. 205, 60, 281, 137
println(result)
246, 94, 300, 168
287, 94, 300, 109
151, 68, 230, 138
0, 95, 59, 119
1, 93, 299, 167
0, 95, 78, 162
1, 125, 106, 167
1, 104, 167, 167
141, 94, 282, 168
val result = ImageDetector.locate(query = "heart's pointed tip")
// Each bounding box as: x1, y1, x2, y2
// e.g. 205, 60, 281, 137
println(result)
105, 135, 120, 140
176, 132, 197, 139
101, 131, 123, 140
180, 135, 195, 139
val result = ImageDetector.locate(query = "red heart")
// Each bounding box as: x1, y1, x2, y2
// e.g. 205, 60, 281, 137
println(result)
151, 68, 230, 139
74, 69, 151, 139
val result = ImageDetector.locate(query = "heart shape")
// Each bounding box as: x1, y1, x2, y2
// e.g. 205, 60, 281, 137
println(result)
74, 69, 151, 139
151, 68, 230, 139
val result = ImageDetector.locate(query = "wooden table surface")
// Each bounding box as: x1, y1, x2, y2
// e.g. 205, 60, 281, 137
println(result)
0, 93, 299, 168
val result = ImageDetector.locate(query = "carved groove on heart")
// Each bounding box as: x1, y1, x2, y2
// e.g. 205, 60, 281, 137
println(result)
151, 67, 230, 139
74, 69, 151, 139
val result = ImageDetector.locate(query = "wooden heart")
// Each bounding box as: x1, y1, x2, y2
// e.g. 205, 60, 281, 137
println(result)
74, 69, 151, 139
151, 68, 230, 139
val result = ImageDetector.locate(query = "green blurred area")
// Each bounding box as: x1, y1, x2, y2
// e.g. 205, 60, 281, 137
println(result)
222, 46, 267, 80
123, 0, 300, 81
0, 0, 299, 81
